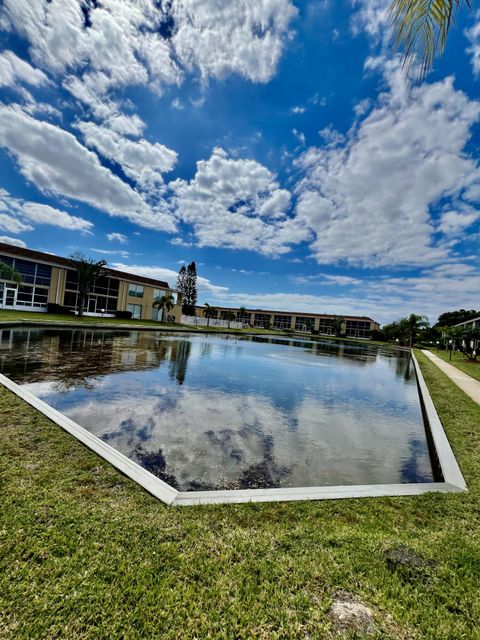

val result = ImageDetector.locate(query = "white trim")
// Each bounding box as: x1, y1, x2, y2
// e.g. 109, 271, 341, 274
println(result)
0, 373, 178, 505
411, 351, 467, 490
0, 349, 466, 506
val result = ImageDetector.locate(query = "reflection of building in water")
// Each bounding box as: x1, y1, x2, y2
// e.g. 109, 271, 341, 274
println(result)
0, 328, 192, 388
0, 241, 182, 322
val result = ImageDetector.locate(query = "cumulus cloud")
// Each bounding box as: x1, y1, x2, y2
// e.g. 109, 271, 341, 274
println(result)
0, 106, 176, 231
171, 0, 297, 83
111, 262, 229, 295
0, 189, 93, 233
107, 232, 128, 244
466, 12, 480, 76
294, 60, 480, 267
0, 50, 50, 88
171, 147, 308, 255
0, 235, 27, 248
76, 120, 178, 190
0, 0, 296, 117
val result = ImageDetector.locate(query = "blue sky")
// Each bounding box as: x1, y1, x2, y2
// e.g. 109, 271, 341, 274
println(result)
1, 0, 480, 324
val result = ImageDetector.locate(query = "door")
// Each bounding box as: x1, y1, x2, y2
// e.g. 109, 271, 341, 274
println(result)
4, 287, 17, 307
88, 297, 96, 313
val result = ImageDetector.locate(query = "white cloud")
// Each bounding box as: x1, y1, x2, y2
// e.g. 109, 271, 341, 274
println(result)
292, 128, 306, 145
91, 248, 130, 259
105, 113, 145, 137
0, 106, 176, 231
20, 202, 93, 232
294, 61, 480, 267
171, 0, 297, 83
466, 12, 480, 76
350, 0, 390, 40
0, 189, 93, 233
107, 232, 128, 244
171, 147, 308, 255
291, 105, 305, 114
0, 213, 33, 233
0, 235, 27, 248
0, 50, 50, 88
111, 262, 229, 295
0, 0, 296, 120
76, 120, 178, 190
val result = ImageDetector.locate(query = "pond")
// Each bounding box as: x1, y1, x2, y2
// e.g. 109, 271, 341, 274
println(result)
0, 328, 435, 491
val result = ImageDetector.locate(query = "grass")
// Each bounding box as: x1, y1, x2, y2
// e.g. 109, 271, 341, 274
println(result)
427, 347, 480, 382
2, 352, 479, 639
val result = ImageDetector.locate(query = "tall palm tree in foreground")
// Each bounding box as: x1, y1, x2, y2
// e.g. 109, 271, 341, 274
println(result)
153, 293, 175, 322
389, 0, 471, 78
69, 252, 107, 317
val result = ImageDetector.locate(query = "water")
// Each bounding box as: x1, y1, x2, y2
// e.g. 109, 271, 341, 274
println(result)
0, 327, 434, 491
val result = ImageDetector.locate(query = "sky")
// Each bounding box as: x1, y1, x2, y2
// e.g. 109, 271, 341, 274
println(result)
0, 0, 479, 325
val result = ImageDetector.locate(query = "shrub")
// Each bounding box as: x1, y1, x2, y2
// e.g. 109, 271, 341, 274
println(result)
115, 310, 133, 320
47, 303, 70, 314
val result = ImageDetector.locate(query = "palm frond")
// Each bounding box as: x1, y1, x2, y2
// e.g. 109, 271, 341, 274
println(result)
389, 0, 469, 78
0, 261, 22, 285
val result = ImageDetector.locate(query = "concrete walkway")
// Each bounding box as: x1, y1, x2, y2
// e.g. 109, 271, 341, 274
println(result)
421, 350, 480, 406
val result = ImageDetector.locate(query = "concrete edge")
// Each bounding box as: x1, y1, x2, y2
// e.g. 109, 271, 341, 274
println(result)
0, 352, 467, 506
411, 351, 467, 491
0, 373, 178, 505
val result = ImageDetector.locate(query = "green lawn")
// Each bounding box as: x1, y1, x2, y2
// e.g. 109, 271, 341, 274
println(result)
428, 347, 480, 383
1, 351, 479, 638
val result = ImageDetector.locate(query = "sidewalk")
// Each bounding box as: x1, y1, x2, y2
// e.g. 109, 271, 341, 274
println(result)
421, 350, 480, 406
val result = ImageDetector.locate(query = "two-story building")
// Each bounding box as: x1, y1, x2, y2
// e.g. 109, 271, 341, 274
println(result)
0, 242, 182, 322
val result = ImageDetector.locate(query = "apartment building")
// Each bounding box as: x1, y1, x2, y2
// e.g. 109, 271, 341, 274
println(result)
0, 242, 182, 322
197, 305, 379, 338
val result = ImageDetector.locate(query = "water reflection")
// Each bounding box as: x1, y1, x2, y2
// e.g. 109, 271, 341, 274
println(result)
0, 328, 434, 490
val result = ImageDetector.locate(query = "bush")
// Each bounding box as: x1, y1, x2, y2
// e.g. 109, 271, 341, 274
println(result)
47, 303, 70, 315
115, 310, 133, 320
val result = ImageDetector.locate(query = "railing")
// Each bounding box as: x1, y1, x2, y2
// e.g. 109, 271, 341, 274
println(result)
181, 315, 244, 330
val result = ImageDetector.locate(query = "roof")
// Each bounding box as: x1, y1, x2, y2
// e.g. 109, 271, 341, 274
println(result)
196, 305, 377, 323
452, 316, 480, 328
0, 242, 171, 289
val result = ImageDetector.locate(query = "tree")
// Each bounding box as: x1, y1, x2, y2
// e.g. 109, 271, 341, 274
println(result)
0, 261, 22, 286
203, 302, 217, 327
177, 261, 197, 316
332, 316, 344, 337
224, 310, 236, 329
436, 309, 479, 328
68, 252, 107, 317
389, 0, 470, 78
153, 293, 175, 323
406, 313, 429, 347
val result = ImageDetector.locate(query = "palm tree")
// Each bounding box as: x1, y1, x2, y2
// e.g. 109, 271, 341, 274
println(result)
389, 0, 470, 78
68, 252, 107, 317
224, 310, 236, 329
0, 261, 22, 286
406, 313, 429, 347
153, 292, 175, 323
203, 302, 217, 327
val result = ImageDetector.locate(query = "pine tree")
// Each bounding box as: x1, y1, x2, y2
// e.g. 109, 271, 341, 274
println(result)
176, 262, 197, 316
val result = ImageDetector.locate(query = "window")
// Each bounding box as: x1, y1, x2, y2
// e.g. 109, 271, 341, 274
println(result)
273, 315, 292, 330
0, 255, 51, 287
295, 317, 315, 332
128, 284, 144, 298
127, 303, 142, 319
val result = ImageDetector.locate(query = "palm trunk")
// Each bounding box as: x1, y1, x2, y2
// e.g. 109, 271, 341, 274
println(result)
78, 292, 86, 317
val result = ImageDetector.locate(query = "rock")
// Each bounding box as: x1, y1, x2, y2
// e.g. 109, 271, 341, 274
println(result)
329, 590, 377, 636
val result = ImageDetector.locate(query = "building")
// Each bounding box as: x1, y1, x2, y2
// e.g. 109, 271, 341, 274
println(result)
197, 305, 379, 338
0, 242, 182, 322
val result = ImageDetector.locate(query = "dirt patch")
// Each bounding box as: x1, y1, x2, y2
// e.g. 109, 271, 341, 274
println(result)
329, 590, 377, 637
